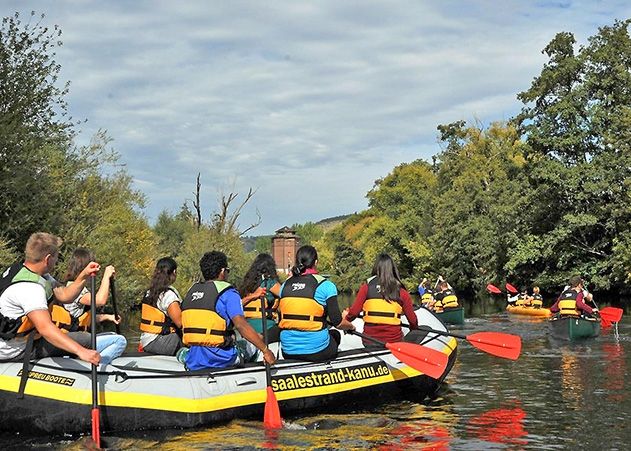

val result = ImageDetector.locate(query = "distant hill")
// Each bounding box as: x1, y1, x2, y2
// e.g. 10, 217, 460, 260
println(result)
315, 214, 353, 231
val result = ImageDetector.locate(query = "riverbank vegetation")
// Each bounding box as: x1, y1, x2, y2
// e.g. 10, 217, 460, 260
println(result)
2, 12, 630, 306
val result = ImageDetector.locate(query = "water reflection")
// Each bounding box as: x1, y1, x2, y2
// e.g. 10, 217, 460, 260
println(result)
466, 404, 527, 446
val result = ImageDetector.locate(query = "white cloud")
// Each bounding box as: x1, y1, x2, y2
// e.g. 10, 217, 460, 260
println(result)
4, 1, 629, 234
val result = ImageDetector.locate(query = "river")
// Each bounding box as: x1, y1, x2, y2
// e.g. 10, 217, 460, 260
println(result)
2, 295, 629, 450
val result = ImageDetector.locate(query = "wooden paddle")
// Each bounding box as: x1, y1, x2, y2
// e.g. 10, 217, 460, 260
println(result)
260, 279, 282, 429
109, 276, 121, 335
410, 325, 522, 360
486, 284, 502, 294
89, 275, 101, 447
347, 329, 448, 379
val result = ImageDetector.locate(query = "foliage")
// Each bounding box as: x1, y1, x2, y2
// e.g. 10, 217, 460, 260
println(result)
292, 222, 324, 246
0, 236, 19, 269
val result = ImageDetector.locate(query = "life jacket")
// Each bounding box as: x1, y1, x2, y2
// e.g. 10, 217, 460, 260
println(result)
0, 263, 53, 340
558, 289, 580, 316
278, 274, 327, 331
421, 289, 434, 305
531, 293, 543, 308
181, 281, 234, 346
435, 288, 458, 310
515, 294, 528, 306
243, 280, 279, 320
362, 276, 403, 326
139, 287, 178, 335
50, 282, 91, 333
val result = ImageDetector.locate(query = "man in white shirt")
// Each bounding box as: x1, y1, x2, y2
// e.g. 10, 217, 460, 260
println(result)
0, 232, 101, 364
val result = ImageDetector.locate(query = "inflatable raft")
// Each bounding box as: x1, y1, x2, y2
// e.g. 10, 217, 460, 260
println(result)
506, 305, 551, 318
0, 309, 457, 435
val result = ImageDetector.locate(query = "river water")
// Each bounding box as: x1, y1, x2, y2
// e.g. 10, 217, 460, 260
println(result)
3, 296, 630, 450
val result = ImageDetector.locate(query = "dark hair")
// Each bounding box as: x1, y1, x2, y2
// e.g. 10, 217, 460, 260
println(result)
239, 253, 279, 296
438, 281, 449, 290
200, 251, 227, 280
569, 275, 583, 288
146, 257, 178, 306
63, 248, 95, 282
291, 245, 318, 277
371, 253, 404, 301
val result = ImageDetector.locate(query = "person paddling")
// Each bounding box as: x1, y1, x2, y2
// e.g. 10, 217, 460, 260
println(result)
139, 257, 184, 356
0, 232, 100, 365
276, 245, 354, 362
239, 253, 281, 342
432, 280, 459, 313
345, 253, 418, 348
549, 276, 598, 317
180, 251, 275, 370
51, 248, 127, 365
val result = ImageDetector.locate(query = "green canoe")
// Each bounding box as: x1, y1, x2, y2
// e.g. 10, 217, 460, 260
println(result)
549, 315, 600, 340
435, 307, 465, 325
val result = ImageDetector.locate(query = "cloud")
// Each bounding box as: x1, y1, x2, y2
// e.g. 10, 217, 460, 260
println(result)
4, 1, 629, 234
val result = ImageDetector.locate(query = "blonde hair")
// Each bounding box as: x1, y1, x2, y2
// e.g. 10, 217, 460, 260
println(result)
24, 232, 63, 263
533, 286, 540, 294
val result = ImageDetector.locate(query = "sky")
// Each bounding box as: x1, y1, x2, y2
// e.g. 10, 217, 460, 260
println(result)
5, 1, 630, 235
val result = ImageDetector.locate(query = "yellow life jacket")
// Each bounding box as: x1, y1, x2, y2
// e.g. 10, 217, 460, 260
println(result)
421, 291, 434, 304
435, 289, 459, 310
278, 274, 327, 331
0, 263, 53, 339
362, 276, 403, 326
181, 281, 233, 346
243, 280, 279, 320
558, 289, 579, 316
515, 294, 528, 306
139, 287, 179, 335
531, 293, 543, 308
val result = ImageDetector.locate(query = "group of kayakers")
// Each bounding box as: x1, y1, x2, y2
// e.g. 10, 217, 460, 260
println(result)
0, 232, 425, 370
506, 276, 599, 317
417, 277, 460, 313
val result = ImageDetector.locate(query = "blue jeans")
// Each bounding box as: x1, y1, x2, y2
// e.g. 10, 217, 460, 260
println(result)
96, 332, 127, 365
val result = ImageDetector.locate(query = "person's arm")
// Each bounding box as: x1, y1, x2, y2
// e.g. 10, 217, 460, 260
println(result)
326, 296, 355, 330
575, 291, 594, 314
549, 297, 560, 313
269, 282, 281, 298
232, 315, 276, 364
167, 301, 183, 329
96, 313, 121, 324
400, 289, 418, 329
27, 309, 100, 365
79, 265, 115, 307
53, 262, 100, 303
345, 284, 368, 321
241, 287, 266, 306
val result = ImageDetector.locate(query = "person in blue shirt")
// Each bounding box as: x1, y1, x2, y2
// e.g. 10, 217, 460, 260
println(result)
277, 245, 355, 362
181, 251, 275, 370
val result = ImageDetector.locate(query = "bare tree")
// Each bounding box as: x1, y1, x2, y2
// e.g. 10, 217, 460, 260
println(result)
192, 173, 202, 231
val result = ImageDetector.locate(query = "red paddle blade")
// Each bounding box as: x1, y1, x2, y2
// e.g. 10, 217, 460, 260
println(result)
599, 307, 623, 323
386, 342, 448, 379
486, 284, 502, 294
466, 332, 522, 360
601, 317, 612, 328
91, 407, 101, 448
505, 283, 518, 294
264, 386, 283, 429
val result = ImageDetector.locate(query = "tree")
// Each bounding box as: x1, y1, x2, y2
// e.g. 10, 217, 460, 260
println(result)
0, 12, 77, 248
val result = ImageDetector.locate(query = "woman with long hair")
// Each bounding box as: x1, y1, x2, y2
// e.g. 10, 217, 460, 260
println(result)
277, 245, 355, 362
139, 257, 183, 356
345, 253, 418, 347
238, 253, 281, 338
52, 247, 127, 365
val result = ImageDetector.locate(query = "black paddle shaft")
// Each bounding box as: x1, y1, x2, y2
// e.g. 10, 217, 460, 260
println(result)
260, 293, 273, 384
109, 277, 121, 335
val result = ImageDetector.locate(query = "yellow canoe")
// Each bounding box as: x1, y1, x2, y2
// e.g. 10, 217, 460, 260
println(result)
506, 305, 551, 318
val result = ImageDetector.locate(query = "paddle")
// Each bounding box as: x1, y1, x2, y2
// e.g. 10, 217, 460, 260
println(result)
505, 283, 518, 294
599, 307, 623, 325
109, 276, 121, 335
89, 275, 101, 447
346, 329, 448, 379
260, 279, 282, 429
486, 284, 502, 294
408, 325, 522, 360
